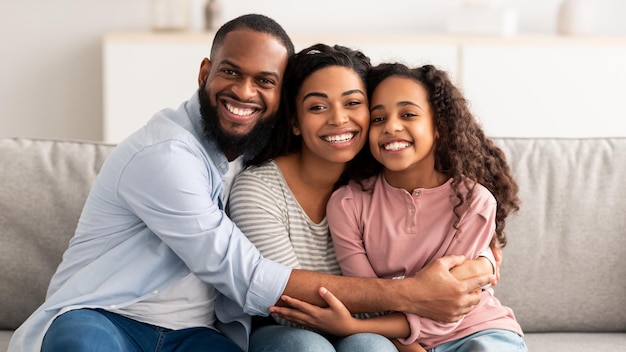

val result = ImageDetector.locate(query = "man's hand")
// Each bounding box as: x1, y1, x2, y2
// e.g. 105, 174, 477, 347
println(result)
491, 239, 503, 283
402, 255, 493, 322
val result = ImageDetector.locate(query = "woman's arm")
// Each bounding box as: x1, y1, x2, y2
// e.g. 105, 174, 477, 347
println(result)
273, 287, 427, 351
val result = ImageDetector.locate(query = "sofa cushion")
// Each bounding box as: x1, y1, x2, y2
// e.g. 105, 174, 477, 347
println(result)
0, 138, 114, 330
493, 138, 626, 333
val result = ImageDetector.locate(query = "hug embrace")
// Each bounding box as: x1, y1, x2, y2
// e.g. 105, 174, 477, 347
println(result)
9, 13, 526, 352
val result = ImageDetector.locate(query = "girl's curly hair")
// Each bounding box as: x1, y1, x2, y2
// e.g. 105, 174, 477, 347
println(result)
344, 63, 520, 247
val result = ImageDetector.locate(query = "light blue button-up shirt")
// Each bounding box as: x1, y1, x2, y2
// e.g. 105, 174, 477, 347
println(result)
8, 92, 291, 352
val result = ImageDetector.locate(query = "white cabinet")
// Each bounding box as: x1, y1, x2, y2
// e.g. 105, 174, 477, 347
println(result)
460, 38, 626, 138
103, 32, 626, 143
102, 32, 459, 143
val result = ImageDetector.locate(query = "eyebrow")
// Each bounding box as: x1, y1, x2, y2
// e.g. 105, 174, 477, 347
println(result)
302, 89, 365, 102
219, 59, 280, 80
370, 101, 424, 112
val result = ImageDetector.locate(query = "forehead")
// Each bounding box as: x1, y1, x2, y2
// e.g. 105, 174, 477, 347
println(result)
372, 76, 428, 103
299, 66, 364, 97
212, 29, 289, 77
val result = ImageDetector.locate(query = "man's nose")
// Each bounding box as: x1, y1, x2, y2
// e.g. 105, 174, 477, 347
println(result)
232, 78, 256, 100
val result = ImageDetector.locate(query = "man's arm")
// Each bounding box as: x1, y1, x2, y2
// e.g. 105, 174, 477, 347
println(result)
281, 254, 493, 322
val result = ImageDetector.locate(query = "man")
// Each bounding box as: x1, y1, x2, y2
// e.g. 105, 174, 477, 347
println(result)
9, 14, 492, 352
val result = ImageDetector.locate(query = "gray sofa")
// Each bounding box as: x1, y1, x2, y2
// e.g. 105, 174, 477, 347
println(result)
1, 137, 625, 351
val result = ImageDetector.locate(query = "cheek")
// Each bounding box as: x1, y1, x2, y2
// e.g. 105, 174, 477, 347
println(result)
263, 90, 281, 112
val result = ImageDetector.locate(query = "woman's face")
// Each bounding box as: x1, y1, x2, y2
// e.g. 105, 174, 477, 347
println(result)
368, 75, 438, 173
294, 66, 369, 164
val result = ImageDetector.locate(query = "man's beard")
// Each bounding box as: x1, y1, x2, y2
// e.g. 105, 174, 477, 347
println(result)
198, 86, 278, 158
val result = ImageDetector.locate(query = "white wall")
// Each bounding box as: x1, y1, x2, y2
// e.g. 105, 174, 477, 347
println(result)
2, 0, 626, 141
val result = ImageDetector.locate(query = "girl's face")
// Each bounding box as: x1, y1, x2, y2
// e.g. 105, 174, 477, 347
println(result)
368, 75, 438, 173
294, 66, 369, 164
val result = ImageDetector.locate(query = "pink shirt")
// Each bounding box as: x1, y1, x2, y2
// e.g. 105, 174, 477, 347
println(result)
327, 173, 523, 349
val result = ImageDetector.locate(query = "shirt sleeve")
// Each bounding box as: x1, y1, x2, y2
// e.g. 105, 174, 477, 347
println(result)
116, 140, 290, 315
326, 185, 379, 278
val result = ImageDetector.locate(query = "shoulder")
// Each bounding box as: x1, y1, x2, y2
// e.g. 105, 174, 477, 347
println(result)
329, 175, 378, 205
461, 178, 496, 210
235, 161, 281, 184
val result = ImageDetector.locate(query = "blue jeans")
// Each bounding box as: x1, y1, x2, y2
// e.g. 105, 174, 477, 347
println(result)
430, 329, 528, 352
249, 325, 398, 352
41, 308, 242, 352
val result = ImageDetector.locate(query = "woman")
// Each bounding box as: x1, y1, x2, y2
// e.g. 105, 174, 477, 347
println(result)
228, 45, 495, 352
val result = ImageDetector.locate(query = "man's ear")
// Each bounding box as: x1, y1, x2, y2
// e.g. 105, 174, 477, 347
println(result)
198, 58, 211, 87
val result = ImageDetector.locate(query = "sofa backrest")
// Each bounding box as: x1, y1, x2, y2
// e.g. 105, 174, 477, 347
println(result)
1, 137, 625, 334
493, 138, 626, 333
0, 138, 114, 330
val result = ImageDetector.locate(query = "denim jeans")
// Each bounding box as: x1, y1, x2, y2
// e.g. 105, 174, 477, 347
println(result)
430, 329, 528, 352
41, 308, 242, 352
249, 325, 398, 352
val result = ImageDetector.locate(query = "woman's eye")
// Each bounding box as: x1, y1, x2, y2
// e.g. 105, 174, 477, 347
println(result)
346, 100, 362, 107
371, 116, 385, 123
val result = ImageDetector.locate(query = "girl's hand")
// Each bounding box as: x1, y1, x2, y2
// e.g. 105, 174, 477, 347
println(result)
269, 287, 358, 336
392, 339, 428, 352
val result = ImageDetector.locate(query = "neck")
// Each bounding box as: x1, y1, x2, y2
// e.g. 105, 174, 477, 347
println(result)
224, 150, 241, 162
384, 165, 446, 192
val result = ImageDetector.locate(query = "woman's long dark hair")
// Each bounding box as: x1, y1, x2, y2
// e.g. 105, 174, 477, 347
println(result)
248, 43, 371, 166
345, 63, 520, 247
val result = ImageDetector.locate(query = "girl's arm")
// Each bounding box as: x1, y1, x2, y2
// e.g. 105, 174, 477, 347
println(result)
273, 287, 426, 351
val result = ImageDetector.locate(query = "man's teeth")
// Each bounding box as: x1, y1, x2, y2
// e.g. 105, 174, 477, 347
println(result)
323, 133, 355, 143
225, 103, 255, 116
384, 141, 411, 151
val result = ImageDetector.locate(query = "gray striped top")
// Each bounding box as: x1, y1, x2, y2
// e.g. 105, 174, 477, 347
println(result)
228, 160, 342, 328
228, 160, 341, 275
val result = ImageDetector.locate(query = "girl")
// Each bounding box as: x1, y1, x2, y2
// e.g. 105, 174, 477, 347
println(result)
270, 63, 527, 352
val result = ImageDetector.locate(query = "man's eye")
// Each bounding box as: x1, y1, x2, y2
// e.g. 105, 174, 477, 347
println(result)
222, 69, 237, 76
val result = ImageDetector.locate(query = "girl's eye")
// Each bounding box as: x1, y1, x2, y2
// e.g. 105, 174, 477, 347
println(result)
371, 116, 385, 123
402, 112, 417, 119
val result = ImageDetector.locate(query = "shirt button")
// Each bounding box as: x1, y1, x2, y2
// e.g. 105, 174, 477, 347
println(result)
109, 304, 117, 309
408, 226, 415, 232
152, 290, 159, 295
413, 190, 420, 196
409, 207, 415, 214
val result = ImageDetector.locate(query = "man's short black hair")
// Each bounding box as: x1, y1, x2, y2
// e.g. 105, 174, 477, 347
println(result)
210, 14, 294, 60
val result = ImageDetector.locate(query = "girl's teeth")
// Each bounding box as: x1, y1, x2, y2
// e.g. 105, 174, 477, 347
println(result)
384, 142, 410, 151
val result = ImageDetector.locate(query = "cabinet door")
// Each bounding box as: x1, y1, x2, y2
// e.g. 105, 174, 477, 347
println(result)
103, 39, 210, 143
341, 42, 458, 82
461, 44, 626, 137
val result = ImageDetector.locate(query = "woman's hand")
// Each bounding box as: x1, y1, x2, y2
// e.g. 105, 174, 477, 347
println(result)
270, 287, 359, 336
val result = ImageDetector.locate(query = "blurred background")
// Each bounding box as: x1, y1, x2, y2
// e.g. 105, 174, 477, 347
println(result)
1, 0, 626, 141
